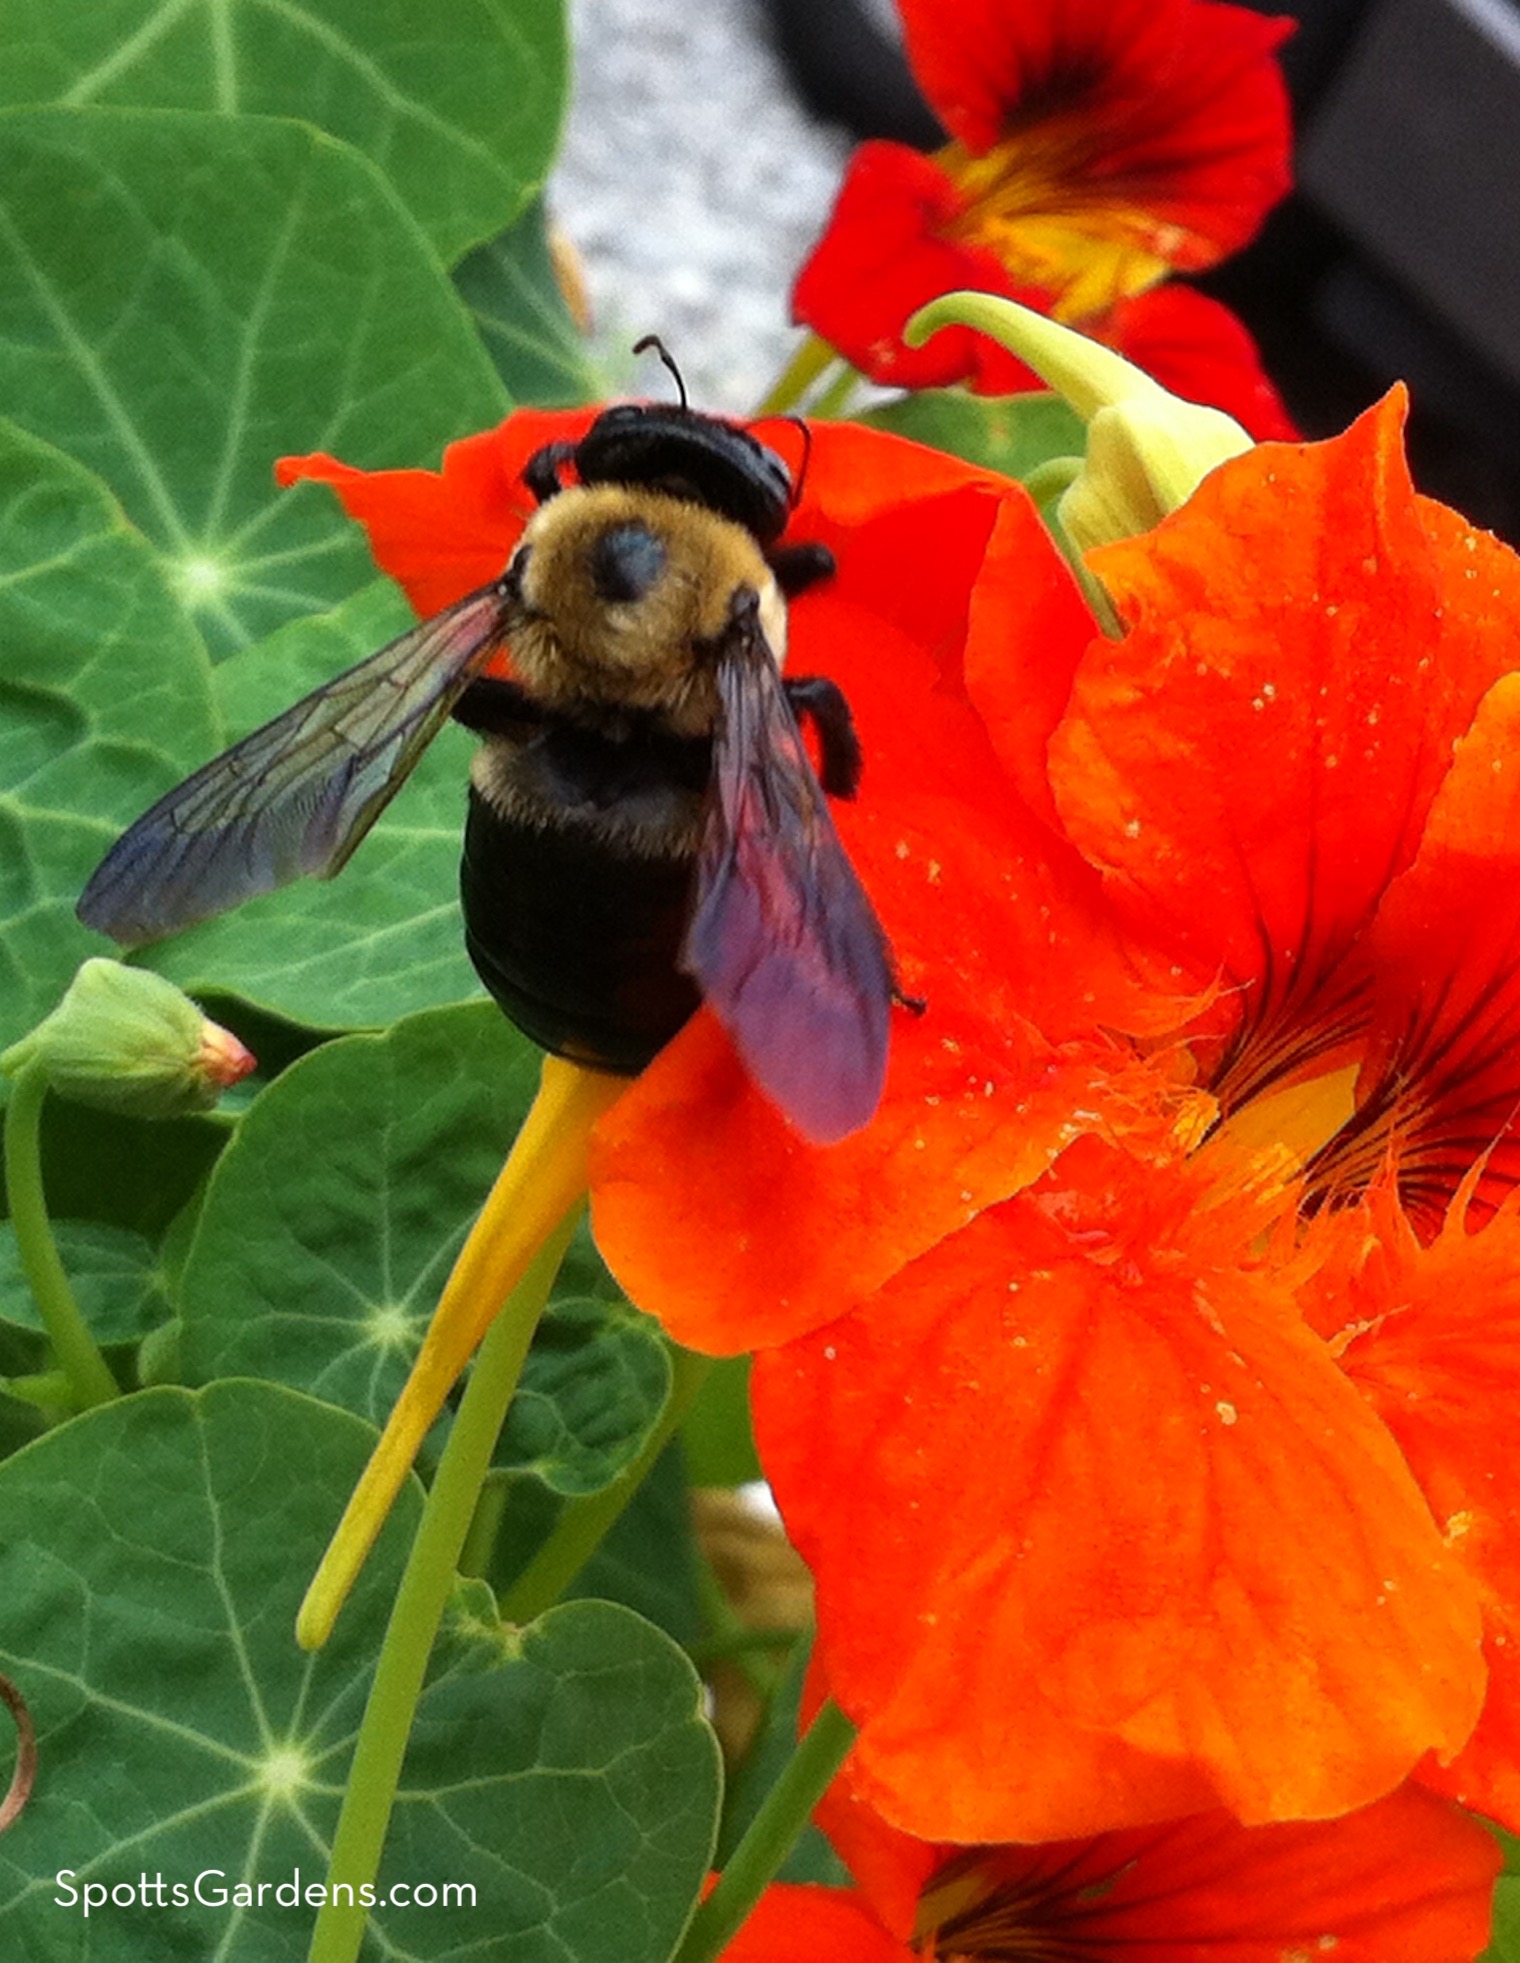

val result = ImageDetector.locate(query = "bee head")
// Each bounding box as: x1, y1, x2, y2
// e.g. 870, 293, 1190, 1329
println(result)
506, 484, 783, 734
586, 520, 668, 605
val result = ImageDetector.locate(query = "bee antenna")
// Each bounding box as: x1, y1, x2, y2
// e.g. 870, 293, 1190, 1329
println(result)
632, 335, 688, 410
784, 415, 813, 509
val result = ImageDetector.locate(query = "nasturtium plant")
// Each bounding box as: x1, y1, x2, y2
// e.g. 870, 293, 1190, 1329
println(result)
0, 0, 568, 264
0, 1385, 719, 1962
0, 109, 509, 657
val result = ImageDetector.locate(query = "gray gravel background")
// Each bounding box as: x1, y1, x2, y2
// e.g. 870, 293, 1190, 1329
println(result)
549, 0, 854, 413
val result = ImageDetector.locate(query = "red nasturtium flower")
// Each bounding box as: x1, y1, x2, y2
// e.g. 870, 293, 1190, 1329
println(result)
793, 0, 1296, 435
585, 389, 1520, 1845
721, 1783, 1500, 1961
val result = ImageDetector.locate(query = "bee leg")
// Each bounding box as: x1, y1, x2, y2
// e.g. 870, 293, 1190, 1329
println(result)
784, 675, 863, 796
767, 541, 836, 597
522, 440, 577, 505
451, 675, 546, 737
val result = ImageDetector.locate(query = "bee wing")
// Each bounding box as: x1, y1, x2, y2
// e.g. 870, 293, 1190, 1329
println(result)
684, 602, 893, 1143
77, 582, 513, 948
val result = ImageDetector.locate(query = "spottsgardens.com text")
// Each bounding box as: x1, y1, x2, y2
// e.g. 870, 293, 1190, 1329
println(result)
54, 1870, 476, 1917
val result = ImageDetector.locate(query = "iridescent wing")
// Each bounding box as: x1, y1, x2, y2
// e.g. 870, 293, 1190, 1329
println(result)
77, 579, 513, 947
684, 595, 893, 1144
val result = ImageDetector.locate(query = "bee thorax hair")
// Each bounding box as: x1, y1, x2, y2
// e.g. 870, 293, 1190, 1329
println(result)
469, 726, 709, 859
508, 483, 786, 736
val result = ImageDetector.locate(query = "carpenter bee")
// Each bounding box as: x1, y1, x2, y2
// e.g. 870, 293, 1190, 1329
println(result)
77, 344, 898, 1142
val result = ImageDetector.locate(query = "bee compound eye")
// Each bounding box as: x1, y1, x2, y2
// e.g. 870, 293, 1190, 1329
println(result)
588, 521, 668, 604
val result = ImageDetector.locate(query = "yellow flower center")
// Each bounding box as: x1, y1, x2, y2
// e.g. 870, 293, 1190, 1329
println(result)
939, 126, 1182, 323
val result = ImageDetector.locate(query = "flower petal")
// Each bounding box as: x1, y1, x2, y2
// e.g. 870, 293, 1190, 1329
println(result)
1053, 392, 1520, 1099
277, 409, 595, 617
1321, 673, 1520, 1225
753, 1139, 1485, 1841
901, 0, 1292, 263
590, 474, 1171, 1353
791, 143, 1053, 392
821, 1781, 1498, 1962
1105, 284, 1299, 440
720, 1883, 908, 1963
1304, 1183, 1520, 1830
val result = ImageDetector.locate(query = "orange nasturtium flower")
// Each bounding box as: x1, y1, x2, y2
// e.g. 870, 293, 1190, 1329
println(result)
588, 390, 1520, 1845
284, 395, 1520, 1849
792, 0, 1296, 435
721, 1783, 1500, 1962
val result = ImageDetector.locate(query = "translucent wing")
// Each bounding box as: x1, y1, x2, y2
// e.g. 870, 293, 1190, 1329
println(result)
684, 598, 893, 1143
78, 580, 513, 947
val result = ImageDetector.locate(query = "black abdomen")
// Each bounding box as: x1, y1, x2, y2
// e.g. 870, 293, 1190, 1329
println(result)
460, 721, 710, 1074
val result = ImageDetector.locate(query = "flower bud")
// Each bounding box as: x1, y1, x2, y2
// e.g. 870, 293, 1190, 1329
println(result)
904, 292, 1252, 553
1, 959, 255, 1117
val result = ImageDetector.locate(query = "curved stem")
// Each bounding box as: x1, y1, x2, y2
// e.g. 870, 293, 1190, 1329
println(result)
298, 1056, 626, 1649
305, 1218, 576, 1963
2, 1064, 117, 1410
0, 1669, 38, 1833
498, 1347, 711, 1627
673, 1697, 857, 1963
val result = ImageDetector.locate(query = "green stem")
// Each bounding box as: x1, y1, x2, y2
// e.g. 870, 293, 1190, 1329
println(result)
807, 363, 862, 421
498, 1346, 712, 1626
693, 1555, 781, 1701
2, 1064, 117, 1410
457, 1469, 509, 1580
686, 1625, 804, 1670
306, 1218, 575, 1963
673, 1698, 857, 1963
752, 333, 838, 417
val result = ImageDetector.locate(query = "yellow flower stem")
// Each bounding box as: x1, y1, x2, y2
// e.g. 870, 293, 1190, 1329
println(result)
752, 332, 840, 417
296, 1055, 627, 1651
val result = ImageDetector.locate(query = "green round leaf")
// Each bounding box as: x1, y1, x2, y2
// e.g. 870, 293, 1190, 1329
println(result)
394, 1598, 719, 1963
176, 1002, 667, 1493
861, 387, 1086, 481
498, 1297, 671, 1496
176, 1002, 542, 1419
0, 1219, 170, 1345
28, 1099, 232, 1239
0, 420, 216, 1057
455, 194, 602, 406
0, 1382, 719, 1959
146, 584, 483, 1029
0, 106, 508, 657
0, 0, 568, 263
